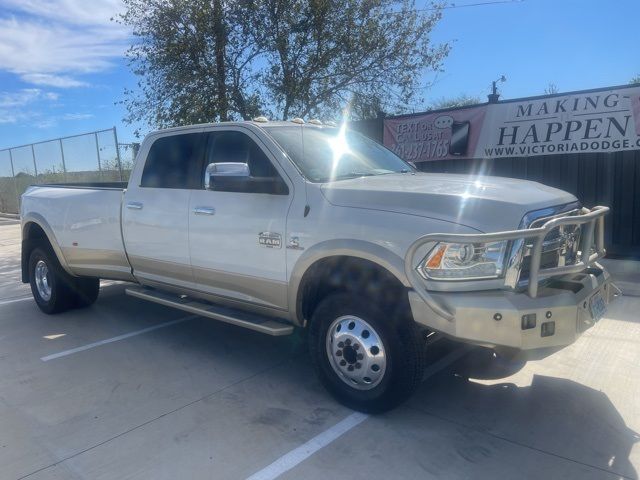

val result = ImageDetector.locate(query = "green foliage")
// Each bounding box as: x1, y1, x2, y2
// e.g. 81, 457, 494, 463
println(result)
0, 177, 19, 213
430, 94, 481, 110
118, 0, 262, 135
118, 0, 449, 131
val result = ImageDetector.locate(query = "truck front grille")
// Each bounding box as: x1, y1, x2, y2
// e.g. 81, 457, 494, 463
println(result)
514, 206, 583, 286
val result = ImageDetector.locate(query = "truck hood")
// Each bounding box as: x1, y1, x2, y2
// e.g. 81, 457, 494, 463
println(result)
320, 172, 577, 232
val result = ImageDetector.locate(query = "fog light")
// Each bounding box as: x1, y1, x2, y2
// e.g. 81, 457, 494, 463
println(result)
541, 321, 555, 337
521, 313, 536, 330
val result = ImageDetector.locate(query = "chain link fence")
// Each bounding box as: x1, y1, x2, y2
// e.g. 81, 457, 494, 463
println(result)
0, 128, 136, 214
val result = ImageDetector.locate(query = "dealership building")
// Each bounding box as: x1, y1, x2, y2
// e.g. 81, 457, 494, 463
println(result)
354, 83, 640, 259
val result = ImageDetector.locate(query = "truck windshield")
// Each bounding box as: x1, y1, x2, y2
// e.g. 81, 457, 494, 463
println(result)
266, 126, 414, 182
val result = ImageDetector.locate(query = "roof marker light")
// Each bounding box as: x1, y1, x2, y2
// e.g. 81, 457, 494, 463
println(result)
290, 117, 305, 124
253, 116, 269, 123
308, 119, 323, 125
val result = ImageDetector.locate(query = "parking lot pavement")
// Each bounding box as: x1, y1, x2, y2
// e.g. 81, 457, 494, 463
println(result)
0, 221, 29, 301
0, 223, 638, 480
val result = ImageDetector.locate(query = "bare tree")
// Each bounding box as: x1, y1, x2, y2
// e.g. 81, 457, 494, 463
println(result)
544, 82, 559, 95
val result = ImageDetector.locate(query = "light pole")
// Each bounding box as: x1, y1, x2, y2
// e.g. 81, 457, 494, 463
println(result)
488, 75, 507, 103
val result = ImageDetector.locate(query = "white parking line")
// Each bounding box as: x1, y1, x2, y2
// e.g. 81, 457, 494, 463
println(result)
246, 412, 369, 480
245, 344, 472, 480
40, 315, 197, 362
0, 296, 32, 306
0, 268, 22, 276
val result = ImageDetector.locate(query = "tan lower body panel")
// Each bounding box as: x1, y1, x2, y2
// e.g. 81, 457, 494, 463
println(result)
62, 247, 135, 281
191, 264, 288, 310
128, 255, 288, 310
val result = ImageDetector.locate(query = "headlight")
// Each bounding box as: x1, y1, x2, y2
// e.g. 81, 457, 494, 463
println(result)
417, 241, 508, 280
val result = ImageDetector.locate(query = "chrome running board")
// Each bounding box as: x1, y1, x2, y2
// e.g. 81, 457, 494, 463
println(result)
125, 286, 294, 336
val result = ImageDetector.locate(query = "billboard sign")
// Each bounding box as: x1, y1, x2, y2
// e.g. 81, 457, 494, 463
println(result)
384, 85, 640, 161
383, 105, 486, 162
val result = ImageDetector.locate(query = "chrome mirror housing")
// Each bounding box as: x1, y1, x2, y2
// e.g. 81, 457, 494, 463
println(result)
205, 162, 250, 189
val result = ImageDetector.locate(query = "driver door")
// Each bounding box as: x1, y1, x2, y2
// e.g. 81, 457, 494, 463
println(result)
188, 128, 293, 310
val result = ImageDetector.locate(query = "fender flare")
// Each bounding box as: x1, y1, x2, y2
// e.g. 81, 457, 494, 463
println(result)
21, 213, 74, 281
288, 239, 410, 326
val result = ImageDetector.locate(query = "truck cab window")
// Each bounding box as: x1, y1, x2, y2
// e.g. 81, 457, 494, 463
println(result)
141, 133, 205, 189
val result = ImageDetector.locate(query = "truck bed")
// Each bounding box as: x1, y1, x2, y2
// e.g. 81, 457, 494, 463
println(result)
21, 184, 133, 281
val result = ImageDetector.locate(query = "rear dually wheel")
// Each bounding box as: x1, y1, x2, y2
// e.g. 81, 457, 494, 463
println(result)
28, 245, 100, 314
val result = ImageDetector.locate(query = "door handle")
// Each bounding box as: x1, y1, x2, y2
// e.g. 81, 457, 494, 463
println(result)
193, 206, 216, 216
126, 202, 143, 210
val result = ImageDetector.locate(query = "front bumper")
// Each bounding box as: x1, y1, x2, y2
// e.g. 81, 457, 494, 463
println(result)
408, 266, 619, 350
404, 205, 618, 351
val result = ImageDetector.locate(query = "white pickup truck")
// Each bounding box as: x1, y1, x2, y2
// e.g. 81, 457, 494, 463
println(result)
21, 119, 618, 412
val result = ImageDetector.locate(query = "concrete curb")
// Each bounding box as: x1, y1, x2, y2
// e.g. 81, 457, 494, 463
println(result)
0, 213, 19, 220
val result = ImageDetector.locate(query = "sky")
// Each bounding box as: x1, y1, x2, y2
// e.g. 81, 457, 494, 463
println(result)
0, 0, 638, 149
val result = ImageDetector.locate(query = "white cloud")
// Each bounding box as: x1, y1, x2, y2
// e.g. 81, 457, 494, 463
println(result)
62, 112, 94, 121
0, 1, 128, 133
0, 0, 129, 88
34, 118, 57, 129
0, 111, 25, 125
1, 0, 124, 28
0, 88, 59, 124
0, 88, 95, 129
0, 88, 52, 108
21, 74, 89, 88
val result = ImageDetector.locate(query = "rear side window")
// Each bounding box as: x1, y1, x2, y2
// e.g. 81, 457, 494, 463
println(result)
141, 133, 205, 189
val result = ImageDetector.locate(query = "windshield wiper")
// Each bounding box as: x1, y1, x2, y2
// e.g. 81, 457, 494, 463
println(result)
331, 172, 376, 180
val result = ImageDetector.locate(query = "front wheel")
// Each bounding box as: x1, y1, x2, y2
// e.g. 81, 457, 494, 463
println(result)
309, 293, 425, 413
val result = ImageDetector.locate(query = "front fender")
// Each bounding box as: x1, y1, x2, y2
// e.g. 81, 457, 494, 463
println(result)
288, 239, 409, 325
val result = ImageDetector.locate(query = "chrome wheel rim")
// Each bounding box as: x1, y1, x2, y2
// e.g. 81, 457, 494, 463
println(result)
325, 315, 387, 390
34, 260, 52, 301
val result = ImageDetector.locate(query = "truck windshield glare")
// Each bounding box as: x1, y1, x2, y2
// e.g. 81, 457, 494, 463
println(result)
266, 126, 414, 182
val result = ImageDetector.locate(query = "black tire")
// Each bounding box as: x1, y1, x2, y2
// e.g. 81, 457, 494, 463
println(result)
309, 292, 425, 413
28, 246, 75, 314
71, 277, 100, 308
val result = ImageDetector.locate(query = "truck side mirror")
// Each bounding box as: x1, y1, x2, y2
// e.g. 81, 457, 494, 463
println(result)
204, 161, 288, 195
204, 162, 250, 190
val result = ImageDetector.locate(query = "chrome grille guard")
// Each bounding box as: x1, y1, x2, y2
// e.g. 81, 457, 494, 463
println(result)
404, 206, 609, 321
